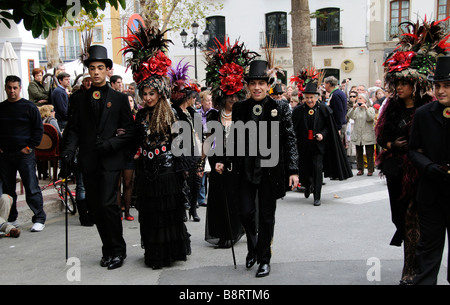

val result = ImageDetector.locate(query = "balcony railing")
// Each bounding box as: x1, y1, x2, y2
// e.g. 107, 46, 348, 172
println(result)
59, 46, 79, 61
38, 45, 80, 63
259, 31, 290, 49
311, 27, 342, 46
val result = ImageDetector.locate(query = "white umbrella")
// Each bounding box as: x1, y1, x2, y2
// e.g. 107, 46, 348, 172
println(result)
1, 41, 20, 101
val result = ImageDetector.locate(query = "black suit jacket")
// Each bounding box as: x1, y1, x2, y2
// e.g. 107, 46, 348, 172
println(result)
63, 86, 135, 173
409, 101, 449, 203
231, 96, 299, 200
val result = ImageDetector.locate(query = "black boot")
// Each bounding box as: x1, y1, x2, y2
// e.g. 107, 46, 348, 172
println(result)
189, 206, 200, 222
77, 199, 94, 226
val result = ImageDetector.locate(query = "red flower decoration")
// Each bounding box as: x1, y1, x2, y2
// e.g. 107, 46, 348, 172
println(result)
133, 51, 172, 83
219, 63, 244, 95
384, 51, 415, 72
220, 74, 243, 95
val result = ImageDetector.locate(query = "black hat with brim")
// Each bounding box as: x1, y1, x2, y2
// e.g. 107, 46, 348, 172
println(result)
272, 83, 284, 94
427, 55, 450, 82
244, 60, 271, 83
83, 45, 113, 69
302, 82, 320, 95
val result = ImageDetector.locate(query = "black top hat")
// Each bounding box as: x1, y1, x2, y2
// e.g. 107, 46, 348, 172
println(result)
245, 60, 270, 83
272, 83, 284, 95
302, 81, 319, 95
428, 55, 450, 82
83, 45, 113, 69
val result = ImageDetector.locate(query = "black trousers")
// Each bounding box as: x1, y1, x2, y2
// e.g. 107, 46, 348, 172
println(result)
413, 191, 450, 285
301, 145, 324, 200
238, 177, 276, 264
83, 169, 126, 258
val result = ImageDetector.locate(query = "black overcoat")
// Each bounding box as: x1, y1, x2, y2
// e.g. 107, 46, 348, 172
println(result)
409, 101, 450, 203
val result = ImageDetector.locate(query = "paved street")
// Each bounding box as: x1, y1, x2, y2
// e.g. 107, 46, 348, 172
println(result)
1, 169, 448, 286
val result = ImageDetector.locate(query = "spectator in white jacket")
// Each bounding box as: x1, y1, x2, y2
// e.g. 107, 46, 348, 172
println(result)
347, 93, 376, 176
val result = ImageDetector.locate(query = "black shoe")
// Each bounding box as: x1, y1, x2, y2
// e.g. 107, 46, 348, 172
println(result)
245, 252, 257, 268
255, 263, 270, 277
107, 254, 126, 270
304, 185, 311, 198
79, 214, 94, 226
314, 199, 321, 206
100, 256, 111, 267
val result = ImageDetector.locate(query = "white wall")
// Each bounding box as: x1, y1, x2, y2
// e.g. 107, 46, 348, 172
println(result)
0, 21, 46, 100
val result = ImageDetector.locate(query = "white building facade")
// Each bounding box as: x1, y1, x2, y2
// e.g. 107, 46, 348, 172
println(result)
34, 0, 449, 89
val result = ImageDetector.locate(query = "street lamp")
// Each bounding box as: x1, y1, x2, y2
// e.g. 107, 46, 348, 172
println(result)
180, 22, 210, 80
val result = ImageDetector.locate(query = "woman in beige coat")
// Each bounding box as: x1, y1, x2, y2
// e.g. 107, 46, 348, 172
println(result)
347, 93, 376, 176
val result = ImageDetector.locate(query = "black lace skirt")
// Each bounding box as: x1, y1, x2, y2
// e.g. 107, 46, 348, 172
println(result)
205, 159, 244, 247
136, 166, 191, 268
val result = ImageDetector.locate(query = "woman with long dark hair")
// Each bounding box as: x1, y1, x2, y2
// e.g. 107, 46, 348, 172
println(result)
121, 27, 191, 269
375, 17, 447, 284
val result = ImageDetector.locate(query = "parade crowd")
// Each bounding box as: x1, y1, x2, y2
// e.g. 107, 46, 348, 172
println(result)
1, 18, 450, 285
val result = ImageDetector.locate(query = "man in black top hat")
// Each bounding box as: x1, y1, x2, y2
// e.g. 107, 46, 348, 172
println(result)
62, 45, 135, 270
292, 80, 352, 206
217, 60, 299, 277
409, 55, 450, 284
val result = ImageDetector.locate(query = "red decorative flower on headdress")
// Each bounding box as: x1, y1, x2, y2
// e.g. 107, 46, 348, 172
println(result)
219, 62, 244, 95
134, 51, 172, 83
384, 51, 415, 72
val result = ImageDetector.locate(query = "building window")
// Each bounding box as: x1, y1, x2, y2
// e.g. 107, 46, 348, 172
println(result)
93, 27, 103, 44
265, 12, 288, 48
206, 16, 226, 49
437, 0, 450, 29
389, 0, 409, 37
316, 8, 340, 46
62, 28, 80, 61
321, 68, 340, 83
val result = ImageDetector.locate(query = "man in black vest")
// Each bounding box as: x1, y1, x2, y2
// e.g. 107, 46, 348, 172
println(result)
409, 55, 450, 284
62, 45, 135, 270
217, 60, 299, 277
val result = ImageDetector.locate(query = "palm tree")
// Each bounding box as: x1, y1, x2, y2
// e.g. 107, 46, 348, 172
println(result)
291, 0, 312, 73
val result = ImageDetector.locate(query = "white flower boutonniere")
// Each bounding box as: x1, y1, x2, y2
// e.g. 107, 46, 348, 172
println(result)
271, 109, 278, 117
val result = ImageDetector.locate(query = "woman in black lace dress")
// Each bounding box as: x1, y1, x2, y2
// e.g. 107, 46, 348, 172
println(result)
134, 85, 191, 269
120, 27, 191, 269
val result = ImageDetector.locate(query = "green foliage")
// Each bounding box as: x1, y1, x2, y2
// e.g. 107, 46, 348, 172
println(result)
0, 0, 126, 38
74, 9, 105, 32
145, 0, 223, 32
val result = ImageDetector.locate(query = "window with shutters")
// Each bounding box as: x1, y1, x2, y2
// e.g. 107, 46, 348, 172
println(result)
265, 12, 288, 48
206, 16, 226, 49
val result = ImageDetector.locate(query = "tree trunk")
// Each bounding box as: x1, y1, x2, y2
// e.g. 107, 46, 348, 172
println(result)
46, 26, 62, 70
291, 0, 312, 73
